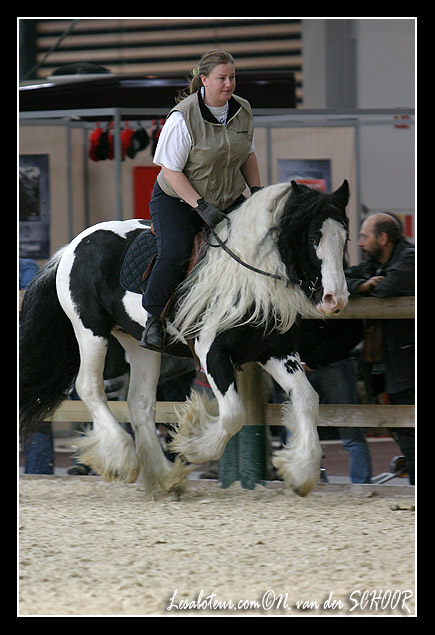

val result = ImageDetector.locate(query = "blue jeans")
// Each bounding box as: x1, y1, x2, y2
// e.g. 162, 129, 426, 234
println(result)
307, 358, 372, 484
23, 423, 54, 474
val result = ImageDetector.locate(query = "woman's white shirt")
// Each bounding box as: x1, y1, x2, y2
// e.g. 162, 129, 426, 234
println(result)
153, 112, 191, 172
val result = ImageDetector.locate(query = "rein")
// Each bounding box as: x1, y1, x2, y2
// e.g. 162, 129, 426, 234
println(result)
205, 221, 321, 299
205, 223, 287, 283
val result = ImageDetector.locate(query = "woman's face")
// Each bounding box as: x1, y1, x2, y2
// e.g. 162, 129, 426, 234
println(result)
201, 63, 236, 107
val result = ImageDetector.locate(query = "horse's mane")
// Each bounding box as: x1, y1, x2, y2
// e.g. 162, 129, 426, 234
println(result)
173, 183, 323, 341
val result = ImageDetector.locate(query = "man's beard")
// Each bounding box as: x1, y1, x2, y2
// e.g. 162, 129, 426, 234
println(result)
363, 244, 382, 262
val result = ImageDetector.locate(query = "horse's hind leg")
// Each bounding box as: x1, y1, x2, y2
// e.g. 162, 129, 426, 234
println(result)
56, 244, 139, 482
112, 329, 190, 494
73, 327, 140, 482
261, 354, 322, 497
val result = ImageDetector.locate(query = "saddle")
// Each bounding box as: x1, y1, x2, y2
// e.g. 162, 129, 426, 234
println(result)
119, 224, 207, 299
119, 227, 158, 295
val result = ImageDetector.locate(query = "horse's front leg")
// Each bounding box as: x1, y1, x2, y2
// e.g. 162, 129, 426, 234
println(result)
169, 335, 246, 463
261, 353, 322, 496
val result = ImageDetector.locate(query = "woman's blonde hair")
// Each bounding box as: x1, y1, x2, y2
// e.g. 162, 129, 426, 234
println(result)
176, 49, 235, 103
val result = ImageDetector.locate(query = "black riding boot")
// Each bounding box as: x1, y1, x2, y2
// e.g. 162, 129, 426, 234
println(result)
139, 316, 166, 352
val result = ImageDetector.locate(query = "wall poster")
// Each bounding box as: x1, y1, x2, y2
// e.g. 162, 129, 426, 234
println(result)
278, 158, 332, 193
19, 154, 50, 259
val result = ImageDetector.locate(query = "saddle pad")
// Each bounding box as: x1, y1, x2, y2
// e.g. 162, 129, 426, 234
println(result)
120, 229, 158, 295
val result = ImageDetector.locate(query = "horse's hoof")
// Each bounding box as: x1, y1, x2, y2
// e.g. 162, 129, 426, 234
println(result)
292, 485, 311, 497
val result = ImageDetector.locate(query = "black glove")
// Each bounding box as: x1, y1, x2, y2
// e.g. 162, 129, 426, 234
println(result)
250, 186, 264, 195
194, 199, 226, 229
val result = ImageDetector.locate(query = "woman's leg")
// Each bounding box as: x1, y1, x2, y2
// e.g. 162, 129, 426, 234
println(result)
141, 183, 203, 350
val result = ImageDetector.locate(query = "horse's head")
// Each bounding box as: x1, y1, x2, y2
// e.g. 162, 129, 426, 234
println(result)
275, 180, 350, 315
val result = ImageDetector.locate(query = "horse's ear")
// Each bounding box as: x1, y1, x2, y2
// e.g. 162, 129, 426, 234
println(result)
291, 180, 304, 195
332, 180, 350, 207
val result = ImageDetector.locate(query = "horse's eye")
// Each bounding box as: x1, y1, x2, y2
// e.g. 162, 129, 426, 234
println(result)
309, 236, 318, 246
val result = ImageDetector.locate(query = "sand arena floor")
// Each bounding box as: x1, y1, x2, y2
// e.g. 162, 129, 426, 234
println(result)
18, 476, 415, 616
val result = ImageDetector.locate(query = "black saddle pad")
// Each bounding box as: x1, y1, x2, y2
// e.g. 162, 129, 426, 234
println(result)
120, 229, 158, 294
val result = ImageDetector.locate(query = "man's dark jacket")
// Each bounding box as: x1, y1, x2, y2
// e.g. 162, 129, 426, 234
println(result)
345, 240, 415, 394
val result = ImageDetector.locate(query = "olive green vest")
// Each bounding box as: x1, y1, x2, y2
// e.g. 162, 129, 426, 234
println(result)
156, 91, 254, 210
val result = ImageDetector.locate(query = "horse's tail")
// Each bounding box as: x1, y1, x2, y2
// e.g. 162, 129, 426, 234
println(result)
19, 249, 80, 438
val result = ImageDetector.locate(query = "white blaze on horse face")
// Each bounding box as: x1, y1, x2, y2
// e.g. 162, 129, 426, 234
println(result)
315, 218, 349, 315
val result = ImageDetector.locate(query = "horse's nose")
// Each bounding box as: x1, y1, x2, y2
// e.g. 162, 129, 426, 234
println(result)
323, 293, 335, 307
320, 292, 348, 314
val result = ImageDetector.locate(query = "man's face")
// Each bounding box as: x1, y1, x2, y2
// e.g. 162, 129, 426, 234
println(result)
358, 217, 382, 260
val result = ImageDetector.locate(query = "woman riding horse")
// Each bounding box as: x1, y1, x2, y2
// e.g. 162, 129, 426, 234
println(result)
20, 180, 350, 496
140, 49, 262, 352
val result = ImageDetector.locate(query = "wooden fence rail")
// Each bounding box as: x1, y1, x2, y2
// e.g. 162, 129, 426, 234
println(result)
20, 291, 414, 318
42, 295, 414, 429
328, 295, 414, 319
48, 400, 414, 428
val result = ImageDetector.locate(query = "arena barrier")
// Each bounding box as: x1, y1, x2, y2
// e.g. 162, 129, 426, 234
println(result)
44, 296, 415, 488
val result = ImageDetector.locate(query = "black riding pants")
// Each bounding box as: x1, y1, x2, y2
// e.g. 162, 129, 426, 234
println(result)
142, 182, 205, 317
142, 182, 245, 317
388, 388, 415, 485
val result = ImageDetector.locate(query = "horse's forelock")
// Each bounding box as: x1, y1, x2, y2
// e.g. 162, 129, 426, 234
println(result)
271, 187, 348, 289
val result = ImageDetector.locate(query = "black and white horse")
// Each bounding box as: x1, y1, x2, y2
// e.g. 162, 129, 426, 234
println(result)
20, 181, 350, 497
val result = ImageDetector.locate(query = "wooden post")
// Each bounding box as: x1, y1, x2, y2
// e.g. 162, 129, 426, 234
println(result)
218, 435, 239, 488
218, 363, 267, 489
